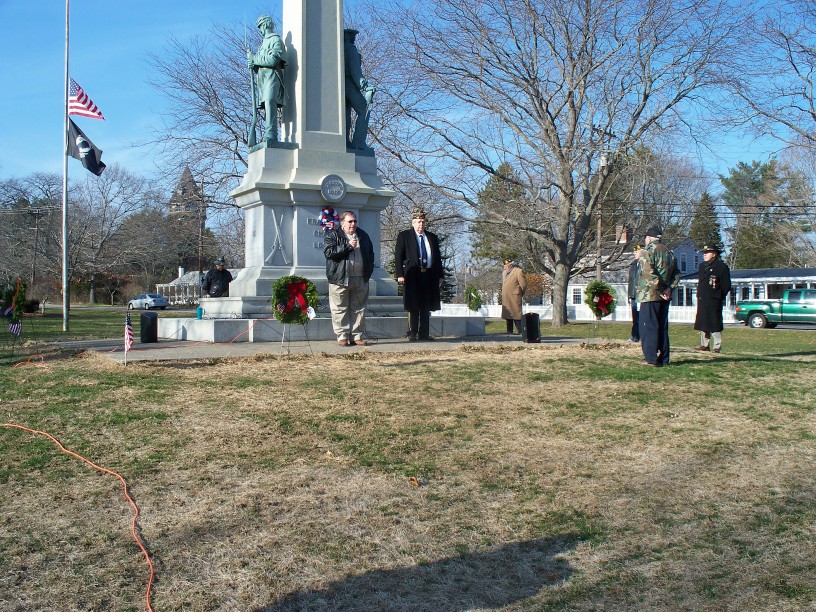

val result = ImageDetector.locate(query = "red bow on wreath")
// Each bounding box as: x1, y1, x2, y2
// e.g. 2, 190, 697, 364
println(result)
596, 291, 613, 315
284, 280, 308, 314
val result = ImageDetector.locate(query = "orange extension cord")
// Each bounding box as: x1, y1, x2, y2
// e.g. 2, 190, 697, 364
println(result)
2, 423, 155, 612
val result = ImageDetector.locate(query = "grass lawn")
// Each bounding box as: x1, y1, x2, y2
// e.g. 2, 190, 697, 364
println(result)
1, 308, 815, 610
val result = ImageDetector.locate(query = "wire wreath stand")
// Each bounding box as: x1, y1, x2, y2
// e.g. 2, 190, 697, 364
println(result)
271, 276, 321, 355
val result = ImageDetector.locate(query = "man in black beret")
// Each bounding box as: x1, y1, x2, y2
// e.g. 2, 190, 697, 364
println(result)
395, 209, 444, 341
693, 244, 731, 353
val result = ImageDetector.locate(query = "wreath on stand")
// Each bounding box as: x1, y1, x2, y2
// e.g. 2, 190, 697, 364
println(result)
584, 280, 617, 319
271, 276, 320, 325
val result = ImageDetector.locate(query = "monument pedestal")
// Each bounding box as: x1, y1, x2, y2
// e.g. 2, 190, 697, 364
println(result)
158, 312, 484, 344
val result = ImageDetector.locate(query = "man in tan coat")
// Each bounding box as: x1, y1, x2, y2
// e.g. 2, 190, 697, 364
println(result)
501, 260, 527, 334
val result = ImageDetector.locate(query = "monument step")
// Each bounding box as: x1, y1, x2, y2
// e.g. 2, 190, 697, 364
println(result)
159, 314, 485, 343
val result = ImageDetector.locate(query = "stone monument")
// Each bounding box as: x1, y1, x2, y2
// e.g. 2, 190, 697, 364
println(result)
159, 0, 483, 343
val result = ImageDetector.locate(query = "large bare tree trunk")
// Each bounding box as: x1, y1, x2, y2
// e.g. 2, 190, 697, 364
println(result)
551, 262, 571, 327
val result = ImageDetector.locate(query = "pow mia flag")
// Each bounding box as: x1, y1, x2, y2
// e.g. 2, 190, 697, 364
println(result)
67, 119, 106, 176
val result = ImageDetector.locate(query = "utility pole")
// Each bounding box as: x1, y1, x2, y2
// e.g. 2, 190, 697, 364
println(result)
591, 122, 616, 282
28, 207, 49, 284
596, 154, 608, 281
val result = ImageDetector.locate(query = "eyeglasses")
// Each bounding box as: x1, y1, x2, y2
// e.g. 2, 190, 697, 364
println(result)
345, 219, 358, 223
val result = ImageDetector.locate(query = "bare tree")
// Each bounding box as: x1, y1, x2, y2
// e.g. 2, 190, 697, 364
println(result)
70, 164, 159, 303
602, 147, 710, 247
367, 0, 747, 325
779, 147, 816, 265
146, 22, 255, 208
0, 174, 63, 298
728, 1, 816, 149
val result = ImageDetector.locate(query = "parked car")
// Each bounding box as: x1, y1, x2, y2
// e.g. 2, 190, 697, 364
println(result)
128, 293, 170, 310
735, 288, 816, 328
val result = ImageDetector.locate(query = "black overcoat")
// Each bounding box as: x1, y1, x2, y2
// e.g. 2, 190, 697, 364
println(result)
394, 228, 443, 311
694, 257, 732, 333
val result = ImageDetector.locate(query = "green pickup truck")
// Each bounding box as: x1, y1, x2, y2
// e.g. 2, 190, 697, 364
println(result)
735, 288, 816, 328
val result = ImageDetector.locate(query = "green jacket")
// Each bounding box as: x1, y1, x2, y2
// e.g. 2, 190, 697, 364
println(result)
636, 240, 680, 303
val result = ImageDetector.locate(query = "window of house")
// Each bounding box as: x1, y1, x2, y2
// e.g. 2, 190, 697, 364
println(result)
694, 255, 699, 268
680, 253, 687, 272
572, 288, 583, 304
676, 288, 685, 306
686, 287, 694, 306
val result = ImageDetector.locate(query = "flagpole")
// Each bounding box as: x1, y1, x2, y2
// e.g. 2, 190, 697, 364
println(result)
62, 0, 70, 332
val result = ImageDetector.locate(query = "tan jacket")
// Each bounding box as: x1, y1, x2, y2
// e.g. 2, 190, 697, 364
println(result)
501, 266, 527, 320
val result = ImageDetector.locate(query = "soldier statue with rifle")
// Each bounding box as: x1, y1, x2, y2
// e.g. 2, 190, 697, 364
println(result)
247, 16, 287, 147
343, 28, 375, 151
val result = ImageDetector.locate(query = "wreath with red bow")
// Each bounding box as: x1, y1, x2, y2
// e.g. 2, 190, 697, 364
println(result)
270, 275, 320, 325
584, 280, 617, 319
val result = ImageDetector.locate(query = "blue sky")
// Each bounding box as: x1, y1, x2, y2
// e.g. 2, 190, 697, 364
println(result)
0, 1, 781, 185
0, 1, 281, 179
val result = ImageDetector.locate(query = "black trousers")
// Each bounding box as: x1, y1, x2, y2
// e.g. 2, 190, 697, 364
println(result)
630, 299, 640, 340
505, 319, 522, 333
408, 309, 431, 338
640, 300, 671, 366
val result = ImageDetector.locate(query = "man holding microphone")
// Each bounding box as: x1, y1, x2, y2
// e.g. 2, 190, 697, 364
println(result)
324, 211, 375, 346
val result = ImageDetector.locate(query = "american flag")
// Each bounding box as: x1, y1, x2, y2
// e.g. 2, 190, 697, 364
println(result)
69, 78, 105, 120
9, 320, 21, 337
125, 310, 134, 353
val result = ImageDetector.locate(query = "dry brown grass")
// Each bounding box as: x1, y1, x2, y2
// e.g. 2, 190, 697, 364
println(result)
1, 344, 815, 611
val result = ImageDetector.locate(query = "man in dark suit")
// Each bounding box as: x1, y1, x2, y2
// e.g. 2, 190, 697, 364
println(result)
395, 209, 444, 341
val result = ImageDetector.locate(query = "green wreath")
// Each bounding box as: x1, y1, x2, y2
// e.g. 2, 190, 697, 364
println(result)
584, 280, 617, 319
270, 275, 320, 325
464, 286, 482, 311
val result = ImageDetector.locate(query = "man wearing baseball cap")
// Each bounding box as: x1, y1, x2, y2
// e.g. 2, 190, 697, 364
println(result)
693, 244, 731, 353
636, 226, 680, 366
202, 256, 233, 298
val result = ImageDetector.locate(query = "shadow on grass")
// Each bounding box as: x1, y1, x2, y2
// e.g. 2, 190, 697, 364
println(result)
765, 350, 816, 358
258, 536, 576, 611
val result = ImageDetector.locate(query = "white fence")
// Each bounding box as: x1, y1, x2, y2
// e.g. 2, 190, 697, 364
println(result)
441, 303, 737, 324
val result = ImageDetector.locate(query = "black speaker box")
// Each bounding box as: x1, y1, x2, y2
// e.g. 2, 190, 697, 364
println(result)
524, 312, 540, 343
140, 311, 159, 344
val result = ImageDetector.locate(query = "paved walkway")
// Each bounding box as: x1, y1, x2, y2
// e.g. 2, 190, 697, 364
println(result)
53, 333, 585, 364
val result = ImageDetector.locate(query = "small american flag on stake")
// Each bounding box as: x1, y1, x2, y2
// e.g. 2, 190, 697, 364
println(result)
125, 310, 134, 353
69, 78, 105, 120
9, 320, 21, 337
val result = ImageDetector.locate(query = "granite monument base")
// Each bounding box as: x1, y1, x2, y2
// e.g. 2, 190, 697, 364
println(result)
158, 312, 485, 344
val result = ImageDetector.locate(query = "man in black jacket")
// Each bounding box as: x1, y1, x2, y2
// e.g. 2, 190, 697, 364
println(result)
324, 211, 375, 346
202, 257, 233, 298
693, 244, 732, 353
395, 209, 443, 341
627, 244, 643, 343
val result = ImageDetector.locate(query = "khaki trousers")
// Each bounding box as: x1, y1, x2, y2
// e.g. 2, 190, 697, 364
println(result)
328, 277, 369, 341
700, 331, 722, 351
